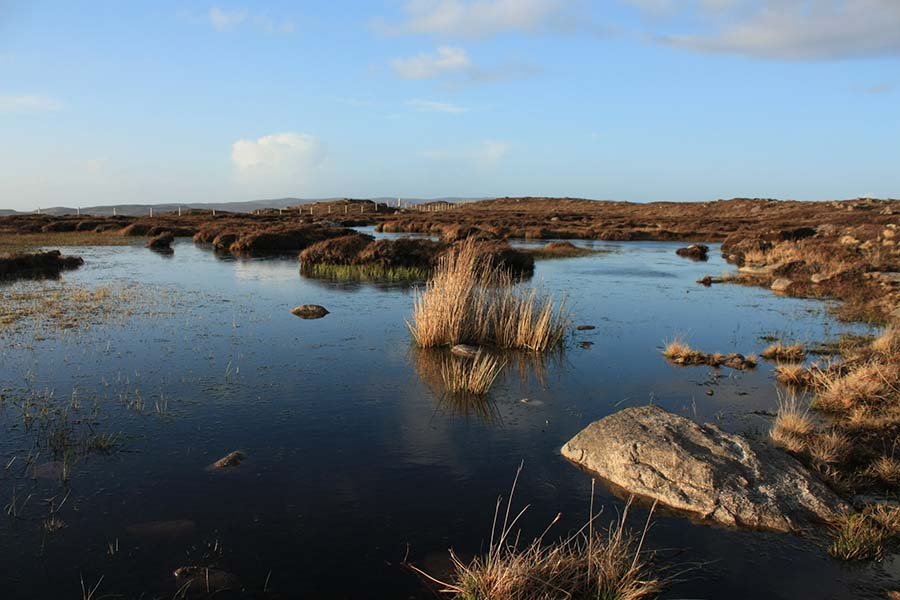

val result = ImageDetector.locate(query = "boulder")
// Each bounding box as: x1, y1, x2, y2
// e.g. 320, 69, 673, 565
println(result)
147, 231, 174, 250
675, 244, 709, 260
291, 304, 329, 319
561, 406, 848, 532
771, 278, 793, 293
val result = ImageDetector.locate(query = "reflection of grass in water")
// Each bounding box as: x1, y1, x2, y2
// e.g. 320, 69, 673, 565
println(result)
301, 262, 430, 282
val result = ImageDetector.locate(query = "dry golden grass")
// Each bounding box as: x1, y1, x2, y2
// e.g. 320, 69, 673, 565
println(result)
807, 430, 850, 465
742, 247, 769, 266
770, 394, 813, 453
441, 353, 505, 395
873, 326, 900, 355
766, 241, 805, 265
761, 342, 806, 362
867, 456, 900, 485
774, 363, 810, 388
661, 339, 705, 365
412, 468, 666, 600
812, 362, 895, 413
407, 240, 567, 351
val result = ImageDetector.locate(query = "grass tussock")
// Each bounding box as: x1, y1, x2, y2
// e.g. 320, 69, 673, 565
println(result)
408, 240, 567, 352
770, 393, 814, 453
774, 363, 812, 388
412, 467, 666, 600
661, 339, 757, 370
441, 352, 505, 395
761, 342, 806, 362
829, 505, 900, 561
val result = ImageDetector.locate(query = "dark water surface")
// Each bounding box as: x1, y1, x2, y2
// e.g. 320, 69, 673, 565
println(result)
0, 234, 894, 599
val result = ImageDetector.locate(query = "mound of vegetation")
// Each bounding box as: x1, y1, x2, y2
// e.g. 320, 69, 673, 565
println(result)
0, 250, 84, 280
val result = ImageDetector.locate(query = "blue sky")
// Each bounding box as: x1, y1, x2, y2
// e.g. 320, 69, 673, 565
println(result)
1, 0, 898, 210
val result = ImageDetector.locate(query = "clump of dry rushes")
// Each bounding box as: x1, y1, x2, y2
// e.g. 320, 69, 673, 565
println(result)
661, 338, 757, 370
412, 467, 666, 600
774, 363, 812, 388
441, 352, 505, 395
407, 240, 567, 352
769, 393, 814, 454
761, 342, 806, 362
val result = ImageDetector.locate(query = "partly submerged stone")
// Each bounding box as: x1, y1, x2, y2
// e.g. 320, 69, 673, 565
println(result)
290, 304, 329, 319
207, 450, 245, 470
675, 244, 709, 260
771, 278, 793, 293
561, 405, 848, 533
450, 344, 480, 359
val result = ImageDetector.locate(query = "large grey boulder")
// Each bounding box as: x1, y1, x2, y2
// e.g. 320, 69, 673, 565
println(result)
561, 405, 848, 532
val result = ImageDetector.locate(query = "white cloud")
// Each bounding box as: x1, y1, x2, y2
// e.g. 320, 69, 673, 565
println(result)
382, 0, 572, 37
209, 7, 247, 31
391, 46, 471, 79
231, 132, 325, 185
207, 6, 294, 34
407, 98, 468, 113
640, 0, 900, 60
423, 139, 509, 166
0, 94, 63, 113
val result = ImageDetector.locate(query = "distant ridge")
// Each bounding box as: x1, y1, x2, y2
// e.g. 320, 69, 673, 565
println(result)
7, 197, 488, 217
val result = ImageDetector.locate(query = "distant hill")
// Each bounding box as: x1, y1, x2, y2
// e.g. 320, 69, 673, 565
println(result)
5, 196, 488, 217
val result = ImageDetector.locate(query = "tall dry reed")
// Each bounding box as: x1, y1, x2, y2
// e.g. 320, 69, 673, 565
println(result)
407, 240, 567, 351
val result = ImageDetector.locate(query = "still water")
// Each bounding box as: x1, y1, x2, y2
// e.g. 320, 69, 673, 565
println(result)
0, 233, 893, 598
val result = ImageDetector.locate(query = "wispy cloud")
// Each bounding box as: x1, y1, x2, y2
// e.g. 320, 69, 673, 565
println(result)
423, 139, 509, 166
632, 0, 900, 60
0, 94, 63, 113
376, 0, 589, 38
392, 46, 471, 79
205, 6, 295, 34
407, 98, 468, 113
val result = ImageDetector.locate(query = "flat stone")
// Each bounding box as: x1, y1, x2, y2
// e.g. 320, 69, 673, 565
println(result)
207, 450, 245, 470
290, 304, 329, 319
576, 325, 596, 331
561, 405, 848, 532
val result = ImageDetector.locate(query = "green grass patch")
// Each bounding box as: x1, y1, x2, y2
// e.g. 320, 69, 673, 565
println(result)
301, 262, 431, 282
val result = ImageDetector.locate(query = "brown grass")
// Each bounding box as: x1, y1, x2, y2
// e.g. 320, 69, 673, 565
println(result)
770, 393, 813, 453
774, 363, 811, 388
412, 468, 666, 600
761, 342, 806, 362
407, 240, 567, 351
661, 339, 757, 370
441, 352, 505, 395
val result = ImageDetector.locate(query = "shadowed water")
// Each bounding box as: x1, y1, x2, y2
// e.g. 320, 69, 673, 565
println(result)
0, 235, 894, 599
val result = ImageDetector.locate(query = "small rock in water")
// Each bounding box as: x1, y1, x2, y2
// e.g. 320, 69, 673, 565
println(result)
207, 450, 245, 470
576, 325, 596, 331
676, 244, 709, 261
450, 344, 480, 359
126, 519, 196, 538
291, 304, 329, 319
770, 278, 793, 293
173, 567, 240, 594
579, 341, 594, 349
